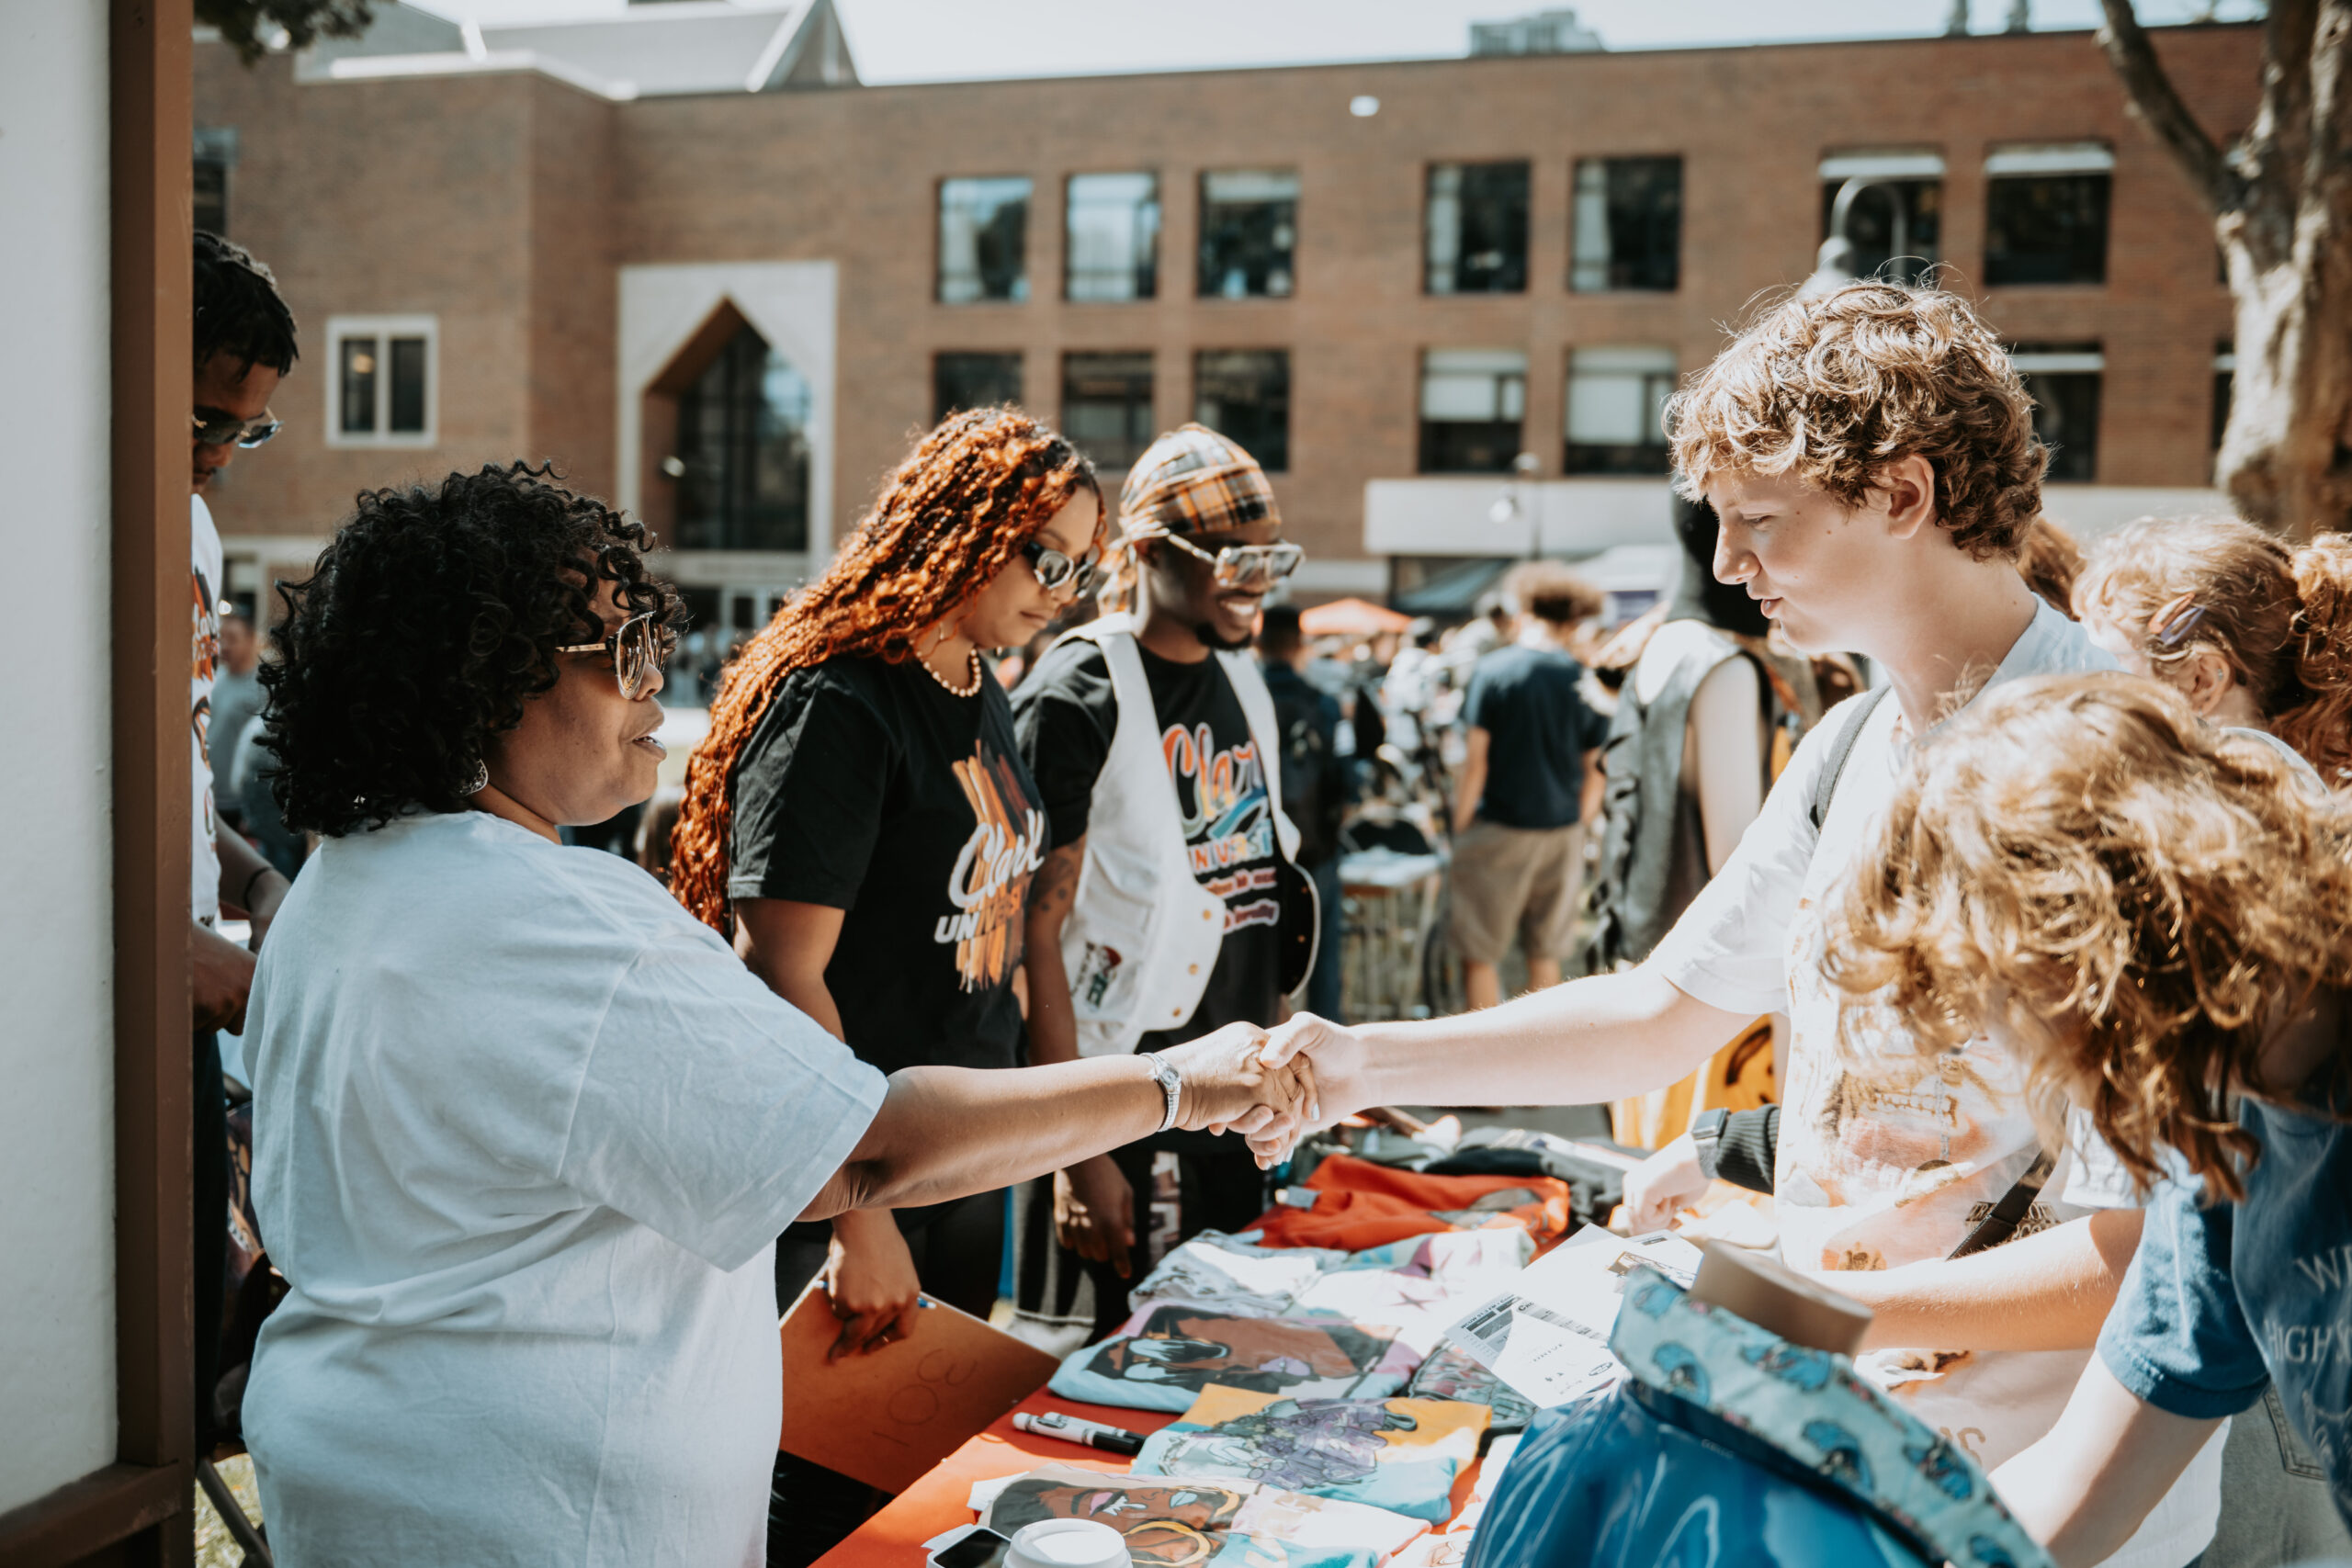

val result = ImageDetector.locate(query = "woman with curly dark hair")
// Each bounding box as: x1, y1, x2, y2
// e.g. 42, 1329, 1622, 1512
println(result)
667, 408, 1101, 1558
238, 462, 1302, 1568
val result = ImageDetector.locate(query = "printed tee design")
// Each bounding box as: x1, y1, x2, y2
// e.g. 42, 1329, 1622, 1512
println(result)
729, 653, 1044, 1081
1164, 721, 1279, 935
1012, 636, 1288, 1050
942, 741, 1047, 991
974, 1463, 1426, 1568
189, 494, 226, 924
1049, 1305, 1419, 1413
1137, 1387, 1487, 1523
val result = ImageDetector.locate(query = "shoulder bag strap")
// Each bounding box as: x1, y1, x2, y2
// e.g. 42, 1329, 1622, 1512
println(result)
1946, 1151, 2056, 1259
1808, 686, 1892, 835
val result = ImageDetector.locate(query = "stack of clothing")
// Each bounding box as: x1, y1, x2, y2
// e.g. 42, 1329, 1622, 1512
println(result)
968, 1139, 1613, 1564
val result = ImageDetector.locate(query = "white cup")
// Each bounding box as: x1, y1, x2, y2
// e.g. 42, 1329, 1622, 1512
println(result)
1005, 1517, 1131, 1568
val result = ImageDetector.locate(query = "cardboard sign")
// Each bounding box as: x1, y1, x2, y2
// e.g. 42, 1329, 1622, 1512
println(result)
778, 1279, 1059, 1494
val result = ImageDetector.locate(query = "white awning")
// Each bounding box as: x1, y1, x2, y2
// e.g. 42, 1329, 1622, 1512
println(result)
1818, 150, 1947, 181
1985, 142, 2114, 175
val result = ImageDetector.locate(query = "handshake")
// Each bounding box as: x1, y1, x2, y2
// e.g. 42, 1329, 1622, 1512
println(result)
1155, 1013, 1374, 1168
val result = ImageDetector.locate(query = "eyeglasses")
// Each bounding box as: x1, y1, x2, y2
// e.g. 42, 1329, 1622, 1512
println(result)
555, 611, 675, 701
1148, 532, 1305, 590
191, 409, 280, 449
1022, 538, 1102, 597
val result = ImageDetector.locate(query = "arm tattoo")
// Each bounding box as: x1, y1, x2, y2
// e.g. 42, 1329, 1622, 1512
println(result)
1032, 840, 1085, 920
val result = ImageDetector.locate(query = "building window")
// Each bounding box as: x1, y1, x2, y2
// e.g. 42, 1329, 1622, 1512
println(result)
1565, 346, 1675, 476
2011, 342, 2103, 482
1199, 169, 1299, 299
1817, 150, 1942, 286
2211, 341, 2234, 452
194, 127, 236, 235
1419, 348, 1527, 474
324, 316, 435, 447
1066, 173, 1159, 302
1984, 143, 2112, 287
1194, 350, 1290, 472
1426, 161, 1530, 295
934, 352, 1023, 422
673, 321, 811, 553
1062, 351, 1154, 471
938, 175, 1031, 304
1571, 156, 1682, 292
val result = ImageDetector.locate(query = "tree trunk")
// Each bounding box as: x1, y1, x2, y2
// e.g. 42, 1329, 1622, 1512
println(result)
2100, 0, 2352, 537
2218, 223, 2352, 536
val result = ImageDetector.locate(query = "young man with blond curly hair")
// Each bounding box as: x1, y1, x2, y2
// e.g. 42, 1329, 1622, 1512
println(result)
1262, 281, 2222, 1567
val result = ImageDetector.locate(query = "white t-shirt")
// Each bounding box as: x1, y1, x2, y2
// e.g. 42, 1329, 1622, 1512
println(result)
1650, 601, 2222, 1567
191, 493, 224, 924
243, 809, 888, 1568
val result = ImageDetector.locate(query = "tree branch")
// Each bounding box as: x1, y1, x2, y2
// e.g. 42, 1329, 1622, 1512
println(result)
2096, 0, 2244, 212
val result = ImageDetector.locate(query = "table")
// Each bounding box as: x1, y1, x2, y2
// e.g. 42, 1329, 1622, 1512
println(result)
812, 1384, 1495, 1566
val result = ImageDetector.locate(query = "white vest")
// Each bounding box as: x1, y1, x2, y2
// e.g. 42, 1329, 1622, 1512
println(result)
1059, 616, 1311, 1057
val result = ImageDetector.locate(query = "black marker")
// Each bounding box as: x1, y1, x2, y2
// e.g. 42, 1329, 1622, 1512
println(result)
1013, 1410, 1145, 1456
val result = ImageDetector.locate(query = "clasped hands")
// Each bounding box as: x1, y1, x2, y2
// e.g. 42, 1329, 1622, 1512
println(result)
1157, 1012, 1371, 1168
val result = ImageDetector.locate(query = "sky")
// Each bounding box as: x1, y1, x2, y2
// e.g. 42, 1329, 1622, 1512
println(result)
406, 0, 2265, 84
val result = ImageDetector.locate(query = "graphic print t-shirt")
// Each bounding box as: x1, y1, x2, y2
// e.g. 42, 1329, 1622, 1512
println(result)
729, 653, 1045, 1079
1014, 637, 1283, 1049
191, 494, 225, 925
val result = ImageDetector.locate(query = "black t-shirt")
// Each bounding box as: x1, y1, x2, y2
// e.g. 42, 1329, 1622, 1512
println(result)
1012, 637, 1283, 1050
729, 652, 1045, 1078
1463, 643, 1609, 829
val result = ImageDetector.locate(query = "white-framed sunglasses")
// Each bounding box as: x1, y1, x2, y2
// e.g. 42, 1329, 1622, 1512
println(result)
1148, 532, 1305, 589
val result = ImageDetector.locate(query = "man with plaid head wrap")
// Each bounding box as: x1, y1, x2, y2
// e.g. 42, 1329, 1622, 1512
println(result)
1010, 425, 1319, 1342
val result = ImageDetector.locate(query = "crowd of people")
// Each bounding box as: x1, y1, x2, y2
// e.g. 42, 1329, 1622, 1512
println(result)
180, 221, 2351, 1568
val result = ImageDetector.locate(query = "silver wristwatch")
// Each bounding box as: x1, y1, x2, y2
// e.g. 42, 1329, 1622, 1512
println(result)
1145, 1052, 1182, 1134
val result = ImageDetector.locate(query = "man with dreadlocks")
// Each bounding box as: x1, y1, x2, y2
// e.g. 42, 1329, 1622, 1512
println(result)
1011, 423, 1317, 1343
189, 230, 300, 1442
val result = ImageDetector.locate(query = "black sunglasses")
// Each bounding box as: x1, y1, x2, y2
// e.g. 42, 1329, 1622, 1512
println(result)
1022, 538, 1102, 596
192, 409, 280, 449
555, 611, 676, 700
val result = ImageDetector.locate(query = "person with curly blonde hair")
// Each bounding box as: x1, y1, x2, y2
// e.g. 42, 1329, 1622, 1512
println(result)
668, 409, 1104, 1559
1826, 672, 2352, 1560
2075, 515, 2352, 789
1260, 280, 2228, 1566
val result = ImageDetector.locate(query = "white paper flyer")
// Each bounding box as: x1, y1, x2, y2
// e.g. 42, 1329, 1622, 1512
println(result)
1441, 1229, 1704, 1408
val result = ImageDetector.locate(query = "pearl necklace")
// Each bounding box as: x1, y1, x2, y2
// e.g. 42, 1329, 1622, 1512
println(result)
920, 645, 983, 697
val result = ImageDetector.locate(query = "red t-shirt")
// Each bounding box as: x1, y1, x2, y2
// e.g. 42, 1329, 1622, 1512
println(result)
1249, 1155, 1575, 1252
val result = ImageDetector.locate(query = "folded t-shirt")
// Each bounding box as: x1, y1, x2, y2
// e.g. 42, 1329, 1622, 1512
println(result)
1135, 1385, 1487, 1523
1403, 1345, 1535, 1437
1048, 1304, 1422, 1414
972, 1461, 1426, 1568
1293, 1231, 1536, 1353
1250, 1155, 1576, 1252
1127, 1230, 1345, 1318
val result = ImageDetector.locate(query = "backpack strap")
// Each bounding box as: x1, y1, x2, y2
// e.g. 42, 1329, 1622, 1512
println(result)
1946, 1151, 2055, 1260
1808, 686, 1892, 835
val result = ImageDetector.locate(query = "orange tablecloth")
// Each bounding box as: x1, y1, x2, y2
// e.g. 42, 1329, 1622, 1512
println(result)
812, 1383, 1492, 1566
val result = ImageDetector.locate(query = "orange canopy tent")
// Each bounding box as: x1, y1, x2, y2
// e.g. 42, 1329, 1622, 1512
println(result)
1298, 597, 1412, 637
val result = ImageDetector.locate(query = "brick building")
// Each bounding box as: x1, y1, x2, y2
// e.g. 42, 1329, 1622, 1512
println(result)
193, 1, 2257, 628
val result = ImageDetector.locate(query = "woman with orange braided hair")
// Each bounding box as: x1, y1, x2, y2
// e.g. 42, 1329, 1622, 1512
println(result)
670, 408, 1102, 1562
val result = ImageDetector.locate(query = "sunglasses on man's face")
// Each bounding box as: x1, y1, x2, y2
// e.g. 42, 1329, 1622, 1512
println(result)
555, 611, 675, 701
1022, 537, 1102, 597
191, 409, 280, 449
1152, 532, 1306, 590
